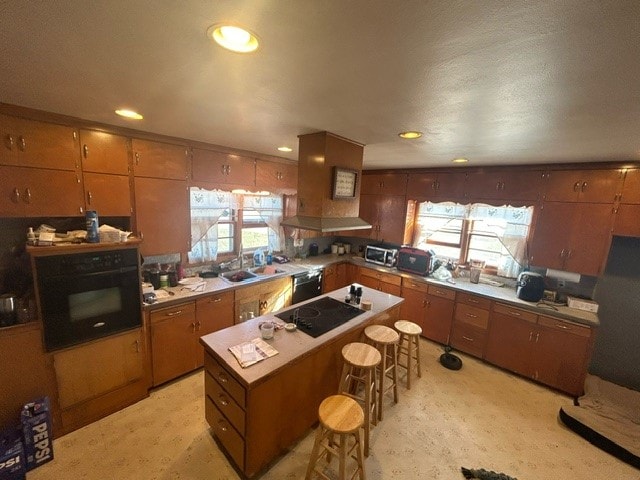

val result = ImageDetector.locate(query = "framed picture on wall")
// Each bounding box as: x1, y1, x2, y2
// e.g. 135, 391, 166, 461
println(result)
332, 167, 358, 199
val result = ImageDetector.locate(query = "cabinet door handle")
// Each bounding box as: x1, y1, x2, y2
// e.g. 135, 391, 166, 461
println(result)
87, 191, 93, 204
581, 181, 587, 192
6, 134, 14, 150
560, 248, 566, 258
465, 313, 478, 318
535, 332, 540, 342
190, 322, 196, 332
528, 331, 533, 341
196, 320, 202, 331
166, 310, 183, 317
83, 144, 89, 158
462, 336, 474, 342
135, 152, 141, 165
573, 181, 581, 192
18, 136, 26, 151
12, 188, 20, 202
495, 182, 501, 191
566, 249, 572, 259
24, 188, 31, 204
135, 339, 140, 353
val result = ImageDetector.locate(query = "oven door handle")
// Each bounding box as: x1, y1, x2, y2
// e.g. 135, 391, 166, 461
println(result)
41, 265, 138, 281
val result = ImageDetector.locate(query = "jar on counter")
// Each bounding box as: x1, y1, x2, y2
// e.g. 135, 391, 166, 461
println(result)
159, 274, 169, 288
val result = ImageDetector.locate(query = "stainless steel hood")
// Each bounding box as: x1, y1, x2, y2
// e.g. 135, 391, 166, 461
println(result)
280, 132, 372, 233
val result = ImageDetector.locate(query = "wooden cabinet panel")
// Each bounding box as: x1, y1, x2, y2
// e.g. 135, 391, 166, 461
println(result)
196, 292, 235, 367
205, 395, 245, 468
0, 114, 79, 171
83, 172, 132, 216
406, 172, 468, 201
357, 194, 407, 243
613, 204, 640, 237
133, 177, 189, 255
150, 302, 198, 386
0, 165, 84, 217
132, 138, 189, 180
544, 169, 623, 203
323, 262, 348, 293
485, 306, 536, 376
357, 268, 402, 296
255, 159, 297, 193
467, 169, 543, 203
79, 130, 130, 175
456, 292, 492, 310
529, 202, 613, 275
620, 168, 640, 204
192, 148, 255, 186
454, 303, 489, 329
451, 292, 490, 358
361, 173, 407, 195
406, 172, 438, 198
450, 322, 487, 358
205, 370, 245, 435
54, 329, 145, 409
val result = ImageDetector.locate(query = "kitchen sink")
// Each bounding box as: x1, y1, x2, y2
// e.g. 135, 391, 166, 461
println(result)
220, 266, 285, 284
249, 266, 285, 275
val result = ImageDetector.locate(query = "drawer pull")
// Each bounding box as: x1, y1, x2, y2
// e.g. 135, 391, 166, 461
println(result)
468, 298, 479, 304
435, 290, 444, 295
508, 311, 522, 316
462, 336, 474, 342
12, 188, 20, 202
217, 372, 228, 384
210, 297, 222, 303
19, 136, 26, 151
218, 421, 228, 433
554, 324, 569, 330
166, 310, 183, 317
218, 394, 229, 406
465, 313, 478, 318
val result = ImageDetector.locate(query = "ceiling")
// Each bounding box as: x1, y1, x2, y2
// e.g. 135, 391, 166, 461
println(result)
1, 1, 639, 169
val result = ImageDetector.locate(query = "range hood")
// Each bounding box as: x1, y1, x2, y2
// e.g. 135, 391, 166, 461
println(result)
280, 131, 372, 233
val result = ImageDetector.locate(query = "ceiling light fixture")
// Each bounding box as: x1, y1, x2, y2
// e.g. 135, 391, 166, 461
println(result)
277, 146, 293, 152
452, 157, 469, 164
207, 24, 259, 53
115, 109, 143, 120
398, 131, 422, 139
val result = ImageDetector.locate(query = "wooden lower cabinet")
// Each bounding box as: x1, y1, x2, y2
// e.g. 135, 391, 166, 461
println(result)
234, 277, 292, 324
53, 329, 148, 433
195, 292, 235, 366
400, 278, 455, 344
450, 292, 491, 358
322, 262, 348, 293
485, 303, 594, 396
357, 267, 401, 295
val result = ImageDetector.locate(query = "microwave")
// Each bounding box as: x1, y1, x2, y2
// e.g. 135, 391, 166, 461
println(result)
364, 245, 398, 267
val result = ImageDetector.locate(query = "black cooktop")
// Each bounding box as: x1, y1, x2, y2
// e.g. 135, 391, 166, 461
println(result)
275, 296, 364, 338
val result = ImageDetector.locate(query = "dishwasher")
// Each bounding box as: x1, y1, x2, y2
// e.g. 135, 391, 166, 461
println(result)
292, 269, 323, 304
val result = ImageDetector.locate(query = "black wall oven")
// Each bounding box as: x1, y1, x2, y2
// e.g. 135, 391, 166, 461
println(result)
34, 247, 142, 351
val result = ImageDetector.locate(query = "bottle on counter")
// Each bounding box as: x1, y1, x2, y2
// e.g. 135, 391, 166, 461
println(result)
26, 227, 36, 246
266, 249, 273, 265
85, 210, 100, 243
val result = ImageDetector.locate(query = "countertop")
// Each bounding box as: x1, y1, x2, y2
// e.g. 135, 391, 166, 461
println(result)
145, 253, 599, 327
199, 286, 404, 388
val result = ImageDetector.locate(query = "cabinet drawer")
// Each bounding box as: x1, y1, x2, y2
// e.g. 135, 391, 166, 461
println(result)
197, 291, 234, 310
205, 353, 246, 409
149, 302, 196, 324
428, 284, 456, 300
454, 303, 489, 329
359, 268, 402, 286
205, 395, 245, 469
205, 371, 245, 435
450, 322, 487, 358
537, 316, 592, 338
456, 292, 492, 310
493, 303, 537, 324
401, 277, 428, 294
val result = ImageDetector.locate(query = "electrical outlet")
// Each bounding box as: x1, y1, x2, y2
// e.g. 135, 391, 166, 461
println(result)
557, 279, 566, 288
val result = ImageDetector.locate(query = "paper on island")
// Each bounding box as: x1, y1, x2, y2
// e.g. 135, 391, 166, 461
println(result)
229, 338, 278, 368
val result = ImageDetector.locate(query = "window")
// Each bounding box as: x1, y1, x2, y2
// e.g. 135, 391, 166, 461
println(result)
188, 188, 283, 264
413, 201, 533, 278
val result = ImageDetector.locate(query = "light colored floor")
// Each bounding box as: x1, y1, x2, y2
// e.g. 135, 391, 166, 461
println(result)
30, 340, 637, 480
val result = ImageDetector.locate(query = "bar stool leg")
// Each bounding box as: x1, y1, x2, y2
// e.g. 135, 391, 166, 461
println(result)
377, 346, 387, 421
305, 426, 325, 480
391, 343, 399, 403
404, 333, 413, 389
415, 334, 422, 379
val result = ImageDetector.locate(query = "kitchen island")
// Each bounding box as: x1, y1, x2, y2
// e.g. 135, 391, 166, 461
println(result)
199, 286, 403, 478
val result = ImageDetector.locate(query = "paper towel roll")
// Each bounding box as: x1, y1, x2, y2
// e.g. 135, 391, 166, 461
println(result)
545, 268, 581, 283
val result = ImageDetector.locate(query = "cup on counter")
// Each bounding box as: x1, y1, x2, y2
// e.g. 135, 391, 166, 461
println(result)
470, 267, 481, 284
259, 321, 275, 340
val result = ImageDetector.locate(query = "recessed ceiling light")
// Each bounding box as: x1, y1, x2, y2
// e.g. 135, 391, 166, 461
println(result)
207, 24, 259, 53
398, 131, 422, 139
115, 109, 143, 120
277, 146, 293, 152
452, 157, 469, 164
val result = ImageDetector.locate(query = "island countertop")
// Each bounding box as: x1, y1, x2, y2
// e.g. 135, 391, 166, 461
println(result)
199, 285, 404, 388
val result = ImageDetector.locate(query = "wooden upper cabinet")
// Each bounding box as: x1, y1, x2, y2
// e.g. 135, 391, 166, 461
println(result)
0, 165, 84, 217
134, 177, 190, 255
620, 168, 640, 204
406, 172, 438, 199
132, 138, 189, 180
255, 159, 297, 193
192, 148, 256, 187
361, 173, 407, 195
466, 169, 544, 203
543, 169, 623, 203
83, 172, 132, 216
613, 204, 640, 237
0, 114, 79, 171
407, 172, 468, 201
79, 130, 130, 175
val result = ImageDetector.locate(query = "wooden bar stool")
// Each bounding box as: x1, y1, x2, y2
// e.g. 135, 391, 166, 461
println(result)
305, 394, 366, 480
339, 342, 380, 456
363, 325, 399, 421
394, 320, 422, 389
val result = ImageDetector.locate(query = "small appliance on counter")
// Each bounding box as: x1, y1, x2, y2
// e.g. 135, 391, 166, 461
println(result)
516, 271, 545, 302
308, 243, 319, 256
396, 247, 436, 276
364, 245, 398, 267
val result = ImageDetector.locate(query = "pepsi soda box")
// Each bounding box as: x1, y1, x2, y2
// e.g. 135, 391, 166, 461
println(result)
20, 397, 53, 471
0, 428, 25, 480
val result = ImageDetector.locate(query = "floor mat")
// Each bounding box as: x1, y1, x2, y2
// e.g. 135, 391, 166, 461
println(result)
461, 467, 517, 479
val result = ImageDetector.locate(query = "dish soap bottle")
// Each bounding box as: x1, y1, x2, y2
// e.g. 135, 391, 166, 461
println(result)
253, 249, 265, 267
266, 249, 273, 265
